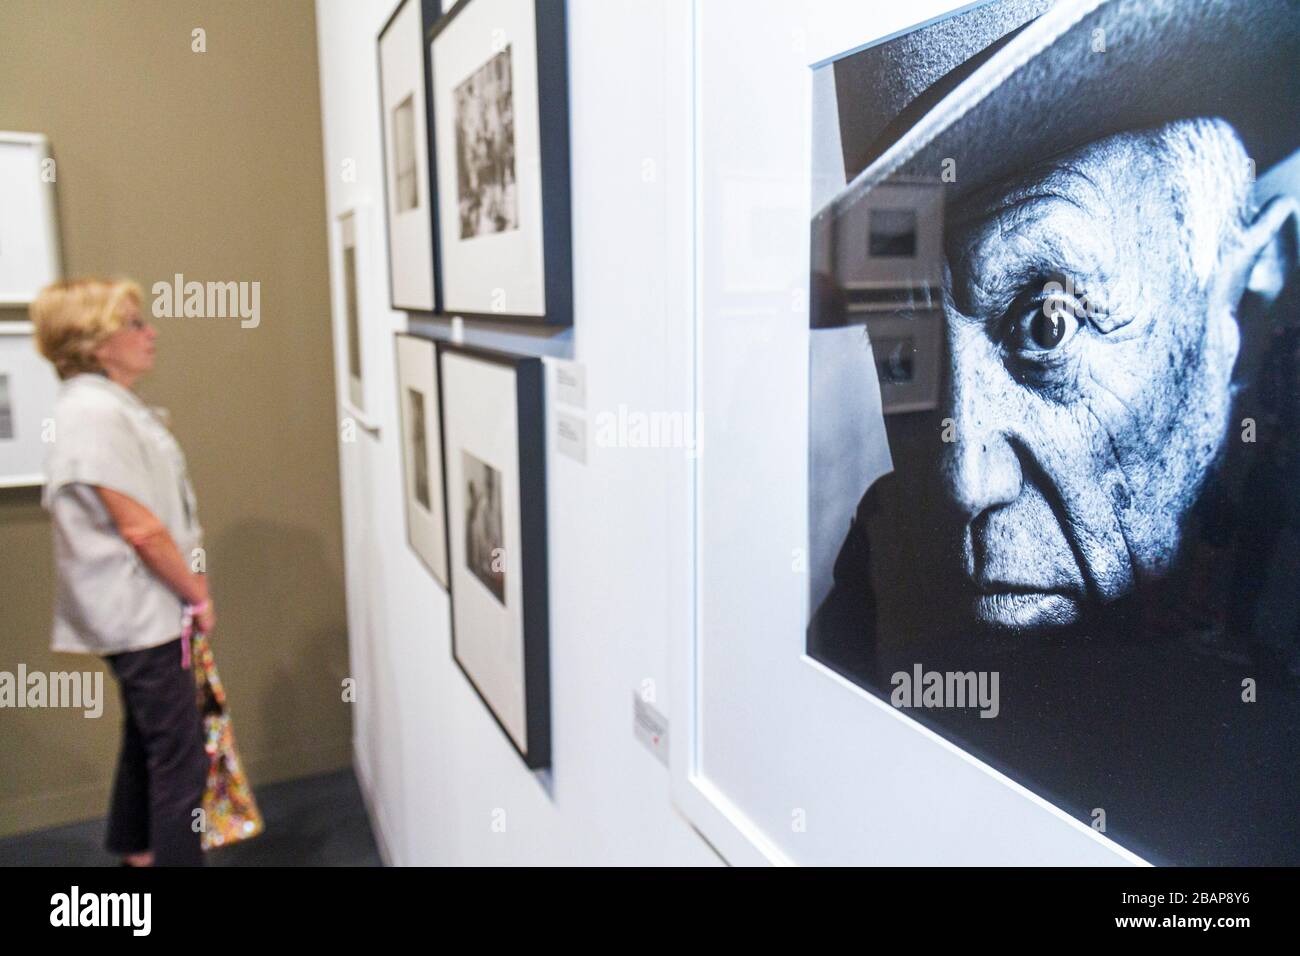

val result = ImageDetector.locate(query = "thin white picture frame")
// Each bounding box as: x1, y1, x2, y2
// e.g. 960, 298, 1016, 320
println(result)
0, 325, 59, 488
668, 0, 1144, 867
0, 131, 63, 307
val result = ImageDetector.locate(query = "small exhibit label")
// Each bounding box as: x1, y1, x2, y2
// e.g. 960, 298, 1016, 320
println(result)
556, 410, 587, 464
633, 693, 669, 767
555, 360, 587, 408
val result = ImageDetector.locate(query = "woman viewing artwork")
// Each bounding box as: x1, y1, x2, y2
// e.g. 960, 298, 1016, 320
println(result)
31, 277, 212, 867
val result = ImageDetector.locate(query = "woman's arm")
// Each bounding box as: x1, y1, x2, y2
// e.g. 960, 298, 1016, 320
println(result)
95, 485, 215, 635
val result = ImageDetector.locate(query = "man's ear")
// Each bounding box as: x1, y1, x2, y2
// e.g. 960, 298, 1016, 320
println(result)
1235, 194, 1300, 307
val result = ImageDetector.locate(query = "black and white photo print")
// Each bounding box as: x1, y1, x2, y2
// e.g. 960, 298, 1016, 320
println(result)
454, 46, 518, 239
462, 449, 505, 603
409, 387, 431, 510
392, 94, 420, 213
807, 0, 1300, 865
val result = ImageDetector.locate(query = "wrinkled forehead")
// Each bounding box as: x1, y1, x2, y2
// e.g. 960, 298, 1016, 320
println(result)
951, 132, 1150, 234
943, 132, 1183, 291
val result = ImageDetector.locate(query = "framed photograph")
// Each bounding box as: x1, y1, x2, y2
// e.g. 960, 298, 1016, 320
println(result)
805, 0, 1300, 864
440, 343, 550, 767
378, 0, 440, 312
429, 0, 572, 324
824, 178, 944, 317
395, 332, 448, 587
0, 327, 59, 488
0, 132, 62, 307
338, 208, 365, 411
863, 311, 941, 414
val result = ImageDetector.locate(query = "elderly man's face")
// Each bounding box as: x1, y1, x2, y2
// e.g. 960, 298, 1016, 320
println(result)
940, 129, 1241, 631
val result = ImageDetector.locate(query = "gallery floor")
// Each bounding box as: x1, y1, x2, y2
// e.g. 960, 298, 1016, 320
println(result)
0, 769, 381, 867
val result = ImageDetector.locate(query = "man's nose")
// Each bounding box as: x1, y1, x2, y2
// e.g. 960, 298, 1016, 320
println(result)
939, 324, 1023, 522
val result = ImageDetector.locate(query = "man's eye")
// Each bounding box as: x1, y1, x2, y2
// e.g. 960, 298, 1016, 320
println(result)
1009, 301, 1080, 353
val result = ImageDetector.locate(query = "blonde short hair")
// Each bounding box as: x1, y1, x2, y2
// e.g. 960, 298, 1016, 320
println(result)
30, 277, 143, 380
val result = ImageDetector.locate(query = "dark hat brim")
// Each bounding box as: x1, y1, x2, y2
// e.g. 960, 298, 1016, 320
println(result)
818, 0, 1300, 225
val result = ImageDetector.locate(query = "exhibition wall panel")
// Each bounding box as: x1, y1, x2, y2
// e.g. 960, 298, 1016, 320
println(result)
320, 0, 1195, 867
315, 0, 716, 866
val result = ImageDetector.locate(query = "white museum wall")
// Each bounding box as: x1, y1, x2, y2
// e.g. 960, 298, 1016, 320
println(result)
318, 0, 1148, 866
314, 0, 717, 865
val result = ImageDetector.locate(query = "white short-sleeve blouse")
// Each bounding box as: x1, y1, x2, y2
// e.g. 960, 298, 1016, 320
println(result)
42, 372, 204, 655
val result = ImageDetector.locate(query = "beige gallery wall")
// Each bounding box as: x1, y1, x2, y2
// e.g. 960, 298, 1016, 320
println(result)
0, 0, 351, 836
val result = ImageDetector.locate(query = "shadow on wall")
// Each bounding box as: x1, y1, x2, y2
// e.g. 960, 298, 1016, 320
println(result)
208, 517, 351, 772
0, 483, 120, 837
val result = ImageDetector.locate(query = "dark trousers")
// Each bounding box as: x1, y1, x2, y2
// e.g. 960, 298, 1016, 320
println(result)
104, 637, 207, 866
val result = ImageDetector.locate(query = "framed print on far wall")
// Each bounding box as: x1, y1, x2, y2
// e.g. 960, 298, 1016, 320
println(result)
396, 333, 448, 588
379, 0, 440, 311
429, 0, 573, 325
441, 344, 550, 768
339, 209, 365, 411
0, 132, 63, 307
0, 327, 59, 488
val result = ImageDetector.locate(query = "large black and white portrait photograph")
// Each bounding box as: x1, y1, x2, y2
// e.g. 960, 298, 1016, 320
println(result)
441, 344, 550, 768
430, 0, 572, 323
454, 46, 519, 239
378, 0, 437, 311
462, 449, 506, 604
807, 0, 1300, 865
396, 333, 448, 588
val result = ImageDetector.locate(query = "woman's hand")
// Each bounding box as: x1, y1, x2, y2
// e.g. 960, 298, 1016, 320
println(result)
195, 600, 216, 637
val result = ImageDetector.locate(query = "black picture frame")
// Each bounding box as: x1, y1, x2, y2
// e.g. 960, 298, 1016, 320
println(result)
378, 0, 444, 313
427, 0, 573, 326
438, 341, 551, 768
